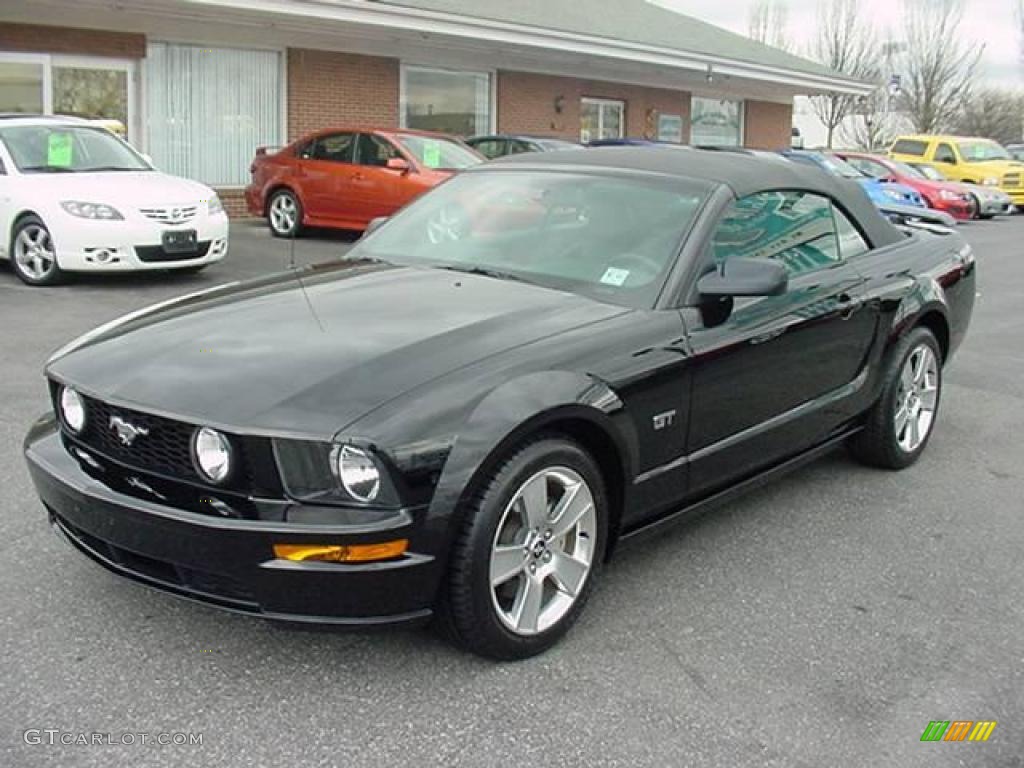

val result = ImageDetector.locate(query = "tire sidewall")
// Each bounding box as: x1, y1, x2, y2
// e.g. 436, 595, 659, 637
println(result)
268, 190, 301, 238
880, 328, 943, 468
10, 215, 61, 286
458, 438, 608, 659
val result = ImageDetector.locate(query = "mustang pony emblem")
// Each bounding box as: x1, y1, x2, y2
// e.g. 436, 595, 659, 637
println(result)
109, 415, 149, 446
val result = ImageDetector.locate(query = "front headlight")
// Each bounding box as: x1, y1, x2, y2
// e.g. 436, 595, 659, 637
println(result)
982, 177, 999, 186
938, 189, 960, 201
59, 386, 87, 434
192, 427, 232, 484
207, 195, 224, 216
882, 188, 903, 200
273, 440, 399, 506
60, 201, 124, 220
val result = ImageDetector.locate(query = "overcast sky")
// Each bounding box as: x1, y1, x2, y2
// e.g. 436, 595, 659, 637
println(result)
652, 0, 1023, 88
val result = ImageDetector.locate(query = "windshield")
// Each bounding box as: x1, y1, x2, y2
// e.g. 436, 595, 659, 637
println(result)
0, 124, 150, 173
395, 134, 483, 171
818, 155, 865, 179
911, 164, 944, 181
347, 170, 711, 308
535, 139, 581, 151
957, 140, 1010, 162
891, 160, 927, 179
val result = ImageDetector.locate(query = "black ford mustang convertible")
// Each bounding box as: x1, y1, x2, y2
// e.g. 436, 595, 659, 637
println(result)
25, 148, 975, 659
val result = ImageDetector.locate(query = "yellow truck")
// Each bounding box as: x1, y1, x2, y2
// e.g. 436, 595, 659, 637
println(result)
889, 134, 1024, 207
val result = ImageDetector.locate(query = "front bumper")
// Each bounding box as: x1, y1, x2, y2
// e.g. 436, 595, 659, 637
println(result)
24, 417, 440, 626
52, 211, 230, 273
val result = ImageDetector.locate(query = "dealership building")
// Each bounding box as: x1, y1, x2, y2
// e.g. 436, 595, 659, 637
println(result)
0, 0, 869, 214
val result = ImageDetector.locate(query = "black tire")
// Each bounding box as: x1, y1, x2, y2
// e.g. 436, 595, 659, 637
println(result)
9, 215, 64, 286
849, 327, 943, 470
438, 435, 608, 660
267, 189, 304, 239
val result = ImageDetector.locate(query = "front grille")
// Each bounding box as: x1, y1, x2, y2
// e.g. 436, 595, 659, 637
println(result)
136, 241, 211, 263
1003, 173, 1021, 189
140, 205, 199, 225
61, 391, 282, 497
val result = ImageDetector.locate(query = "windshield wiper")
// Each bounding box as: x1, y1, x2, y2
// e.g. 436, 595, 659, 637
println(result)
20, 165, 76, 173
438, 264, 525, 283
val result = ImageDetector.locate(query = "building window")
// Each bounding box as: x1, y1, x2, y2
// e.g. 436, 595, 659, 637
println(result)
145, 43, 282, 186
580, 98, 624, 142
401, 65, 491, 136
0, 53, 135, 140
690, 97, 743, 147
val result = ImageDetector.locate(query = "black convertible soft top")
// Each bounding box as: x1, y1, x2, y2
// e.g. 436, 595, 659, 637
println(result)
490, 146, 905, 249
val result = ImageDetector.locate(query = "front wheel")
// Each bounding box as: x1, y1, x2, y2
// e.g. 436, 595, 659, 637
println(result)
850, 327, 942, 469
439, 436, 608, 659
10, 215, 64, 286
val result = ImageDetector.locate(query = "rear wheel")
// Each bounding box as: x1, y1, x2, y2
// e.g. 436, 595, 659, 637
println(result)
439, 436, 608, 659
10, 215, 63, 286
850, 327, 942, 469
267, 190, 303, 238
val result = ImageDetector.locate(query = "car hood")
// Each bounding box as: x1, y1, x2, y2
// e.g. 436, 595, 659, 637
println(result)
47, 261, 626, 439
22, 171, 214, 206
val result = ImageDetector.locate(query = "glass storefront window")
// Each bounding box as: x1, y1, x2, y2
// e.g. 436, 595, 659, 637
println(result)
580, 98, 624, 143
146, 43, 282, 186
53, 67, 128, 136
0, 59, 45, 114
401, 66, 491, 136
691, 97, 743, 147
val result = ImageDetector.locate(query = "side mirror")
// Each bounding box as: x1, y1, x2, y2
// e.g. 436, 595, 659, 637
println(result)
697, 257, 788, 298
364, 216, 389, 237
386, 157, 411, 174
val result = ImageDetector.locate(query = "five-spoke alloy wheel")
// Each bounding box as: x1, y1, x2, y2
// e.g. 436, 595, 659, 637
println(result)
441, 436, 607, 659
11, 215, 62, 286
268, 190, 303, 238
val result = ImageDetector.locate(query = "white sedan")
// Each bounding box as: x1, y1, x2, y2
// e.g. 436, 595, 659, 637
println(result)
0, 116, 228, 286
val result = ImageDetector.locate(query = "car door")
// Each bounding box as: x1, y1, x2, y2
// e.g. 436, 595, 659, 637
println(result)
349, 133, 410, 224
680, 190, 877, 498
296, 132, 358, 222
930, 142, 960, 180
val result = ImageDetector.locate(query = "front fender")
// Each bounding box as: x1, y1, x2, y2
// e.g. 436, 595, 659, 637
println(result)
427, 371, 637, 525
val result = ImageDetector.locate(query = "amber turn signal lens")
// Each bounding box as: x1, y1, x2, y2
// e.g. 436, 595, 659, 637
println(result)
273, 540, 408, 563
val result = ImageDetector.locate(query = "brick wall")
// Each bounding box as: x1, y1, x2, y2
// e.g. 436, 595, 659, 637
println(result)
0, 22, 145, 58
496, 71, 690, 142
744, 99, 793, 150
287, 48, 399, 141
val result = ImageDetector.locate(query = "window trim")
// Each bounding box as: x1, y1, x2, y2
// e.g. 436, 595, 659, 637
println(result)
580, 97, 626, 142
398, 63, 496, 136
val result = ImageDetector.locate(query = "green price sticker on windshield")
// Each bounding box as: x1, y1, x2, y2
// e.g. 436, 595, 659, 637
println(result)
47, 133, 73, 167
423, 141, 442, 169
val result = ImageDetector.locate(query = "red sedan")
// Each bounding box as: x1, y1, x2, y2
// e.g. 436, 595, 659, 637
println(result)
246, 128, 483, 236
832, 151, 975, 220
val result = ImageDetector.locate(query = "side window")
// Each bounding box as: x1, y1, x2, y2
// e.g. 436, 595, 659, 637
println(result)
832, 205, 870, 260
711, 191, 846, 278
891, 139, 927, 156
508, 140, 534, 155
473, 139, 505, 159
311, 133, 356, 163
933, 143, 956, 164
356, 134, 399, 167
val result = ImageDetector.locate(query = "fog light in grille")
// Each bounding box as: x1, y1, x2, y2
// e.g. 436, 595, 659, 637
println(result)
273, 540, 408, 563
59, 386, 87, 434
192, 427, 232, 483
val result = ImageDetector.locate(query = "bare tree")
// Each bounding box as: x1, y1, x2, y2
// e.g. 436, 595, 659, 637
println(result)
898, 0, 983, 133
840, 88, 905, 151
748, 0, 792, 51
807, 0, 880, 148
951, 88, 1024, 144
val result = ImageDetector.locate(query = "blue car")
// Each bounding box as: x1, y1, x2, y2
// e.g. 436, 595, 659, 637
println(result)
779, 150, 927, 209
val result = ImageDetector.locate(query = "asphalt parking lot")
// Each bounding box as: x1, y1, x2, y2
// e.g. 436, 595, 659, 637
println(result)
2, 216, 1023, 768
